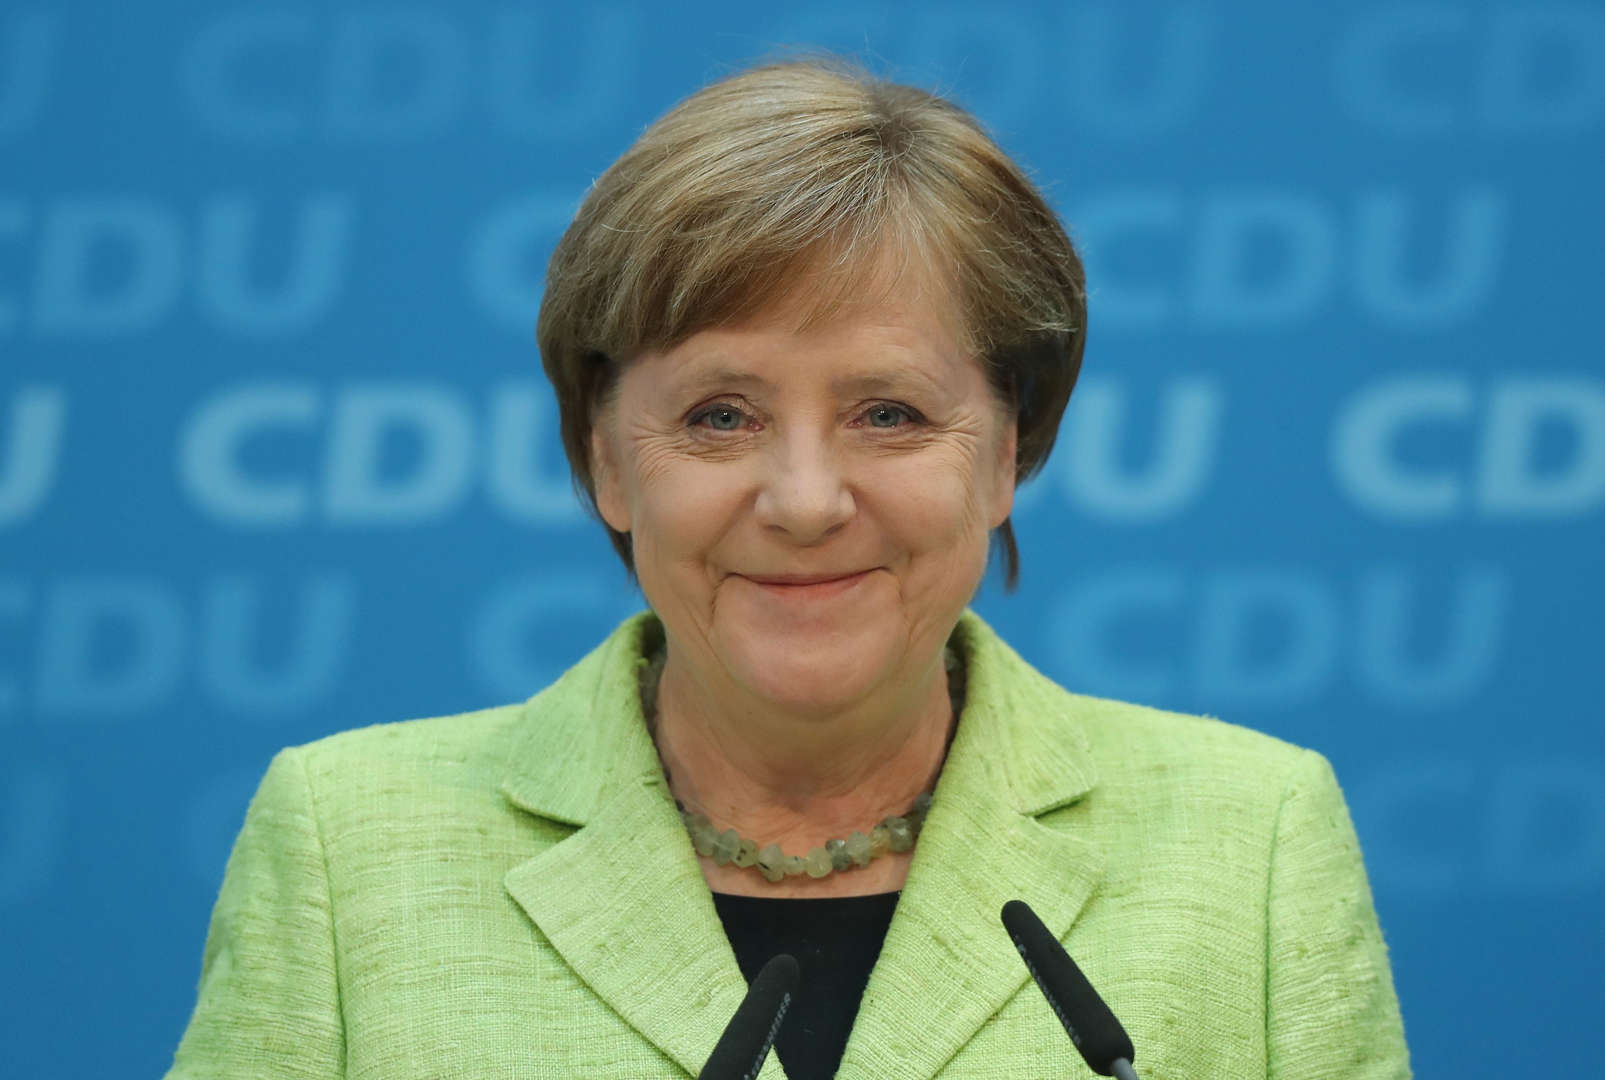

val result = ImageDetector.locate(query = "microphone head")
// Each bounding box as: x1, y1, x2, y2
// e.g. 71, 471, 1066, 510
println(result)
698, 953, 800, 1080
1001, 899, 1135, 1077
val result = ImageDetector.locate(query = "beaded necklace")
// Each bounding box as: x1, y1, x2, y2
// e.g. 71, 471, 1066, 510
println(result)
638, 642, 965, 883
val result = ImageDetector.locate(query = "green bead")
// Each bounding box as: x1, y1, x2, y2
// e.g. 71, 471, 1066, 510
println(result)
677, 793, 934, 881
756, 843, 785, 882
885, 816, 914, 853
712, 828, 741, 866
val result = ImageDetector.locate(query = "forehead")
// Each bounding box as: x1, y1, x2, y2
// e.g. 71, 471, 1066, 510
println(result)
641, 316, 972, 409
637, 253, 976, 393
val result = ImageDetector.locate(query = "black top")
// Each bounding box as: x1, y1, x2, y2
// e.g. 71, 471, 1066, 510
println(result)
711, 891, 900, 1080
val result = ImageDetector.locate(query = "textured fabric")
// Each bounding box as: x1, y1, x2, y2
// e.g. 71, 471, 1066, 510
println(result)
165, 608, 1411, 1079
713, 891, 900, 1080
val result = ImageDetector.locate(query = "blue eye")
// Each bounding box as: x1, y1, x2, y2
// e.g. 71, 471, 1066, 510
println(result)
693, 404, 746, 431
866, 404, 916, 428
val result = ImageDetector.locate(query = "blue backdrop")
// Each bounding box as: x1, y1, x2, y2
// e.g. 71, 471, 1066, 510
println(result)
4, 3, 1603, 1077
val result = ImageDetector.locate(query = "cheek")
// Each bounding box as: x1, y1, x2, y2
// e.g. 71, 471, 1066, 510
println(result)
632, 458, 749, 561
872, 452, 994, 548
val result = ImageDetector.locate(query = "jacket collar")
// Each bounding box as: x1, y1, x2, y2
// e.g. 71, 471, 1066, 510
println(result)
499, 609, 1103, 1079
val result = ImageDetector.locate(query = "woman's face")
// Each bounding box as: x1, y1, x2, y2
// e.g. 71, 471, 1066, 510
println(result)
590, 271, 1016, 716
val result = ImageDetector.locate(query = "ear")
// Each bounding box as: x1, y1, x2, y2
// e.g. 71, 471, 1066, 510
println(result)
590, 419, 632, 534
987, 415, 1018, 529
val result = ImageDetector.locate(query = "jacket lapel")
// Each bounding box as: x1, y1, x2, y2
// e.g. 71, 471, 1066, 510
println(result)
497, 609, 1102, 1080
499, 613, 782, 1079
836, 614, 1104, 1080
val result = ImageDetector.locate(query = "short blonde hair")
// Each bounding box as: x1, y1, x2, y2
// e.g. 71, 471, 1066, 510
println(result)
538, 54, 1087, 590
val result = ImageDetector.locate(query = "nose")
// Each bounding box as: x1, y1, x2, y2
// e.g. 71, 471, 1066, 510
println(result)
752, 430, 855, 543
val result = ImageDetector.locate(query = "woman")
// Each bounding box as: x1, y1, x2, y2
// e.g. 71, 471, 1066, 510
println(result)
166, 57, 1411, 1078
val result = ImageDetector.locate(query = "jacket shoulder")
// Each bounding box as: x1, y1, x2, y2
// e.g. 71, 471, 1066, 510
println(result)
271, 612, 660, 825
958, 609, 1320, 814
284, 701, 533, 809
1059, 689, 1327, 834
1068, 689, 1310, 773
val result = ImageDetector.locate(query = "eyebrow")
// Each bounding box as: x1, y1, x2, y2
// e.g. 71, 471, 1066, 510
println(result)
670, 366, 944, 399
672, 368, 771, 397
833, 371, 936, 396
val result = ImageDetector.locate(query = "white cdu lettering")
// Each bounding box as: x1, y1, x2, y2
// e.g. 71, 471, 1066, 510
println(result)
5, 574, 357, 718
36, 577, 187, 716
1335, 4, 1605, 134
1044, 564, 1508, 709
466, 574, 637, 701
1354, 757, 1605, 894
1058, 5, 1214, 135
1477, 378, 1605, 515
0, 10, 59, 140
0, 385, 63, 528
196, 575, 355, 714
1189, 193, 1337, 329
1352, 188, 1505, 329
1332, 376, 1473, 518
179, 382, 320, 526
324, 10, 468, 139
179, 380, 584, 528
465, 194, 578, 332
180, 8, 642, 143
1077, 188, 1505, 332
34, 199, 183, 338
1055, 377, 1223, 520
323, 385, 475, 524
181, 12, 312, 139
0, 196, 352, 339
1333, 376, 1605, 518
194, 195, 353, 334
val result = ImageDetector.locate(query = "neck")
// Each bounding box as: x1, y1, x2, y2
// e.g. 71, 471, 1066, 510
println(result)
646, 641, 960, 853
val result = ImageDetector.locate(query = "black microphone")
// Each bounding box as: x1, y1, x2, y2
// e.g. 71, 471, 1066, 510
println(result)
698, 953, 800, 1080
1001, 899, 1140, 1080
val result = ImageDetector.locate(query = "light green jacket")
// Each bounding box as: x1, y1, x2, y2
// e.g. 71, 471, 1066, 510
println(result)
166, 609, 1410, 1078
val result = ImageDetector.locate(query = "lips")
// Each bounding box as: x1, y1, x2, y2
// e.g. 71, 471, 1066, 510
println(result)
743, 570, 872, 586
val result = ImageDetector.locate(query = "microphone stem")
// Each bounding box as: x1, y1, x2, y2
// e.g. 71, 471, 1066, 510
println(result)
1110, 1058, 1140, 1080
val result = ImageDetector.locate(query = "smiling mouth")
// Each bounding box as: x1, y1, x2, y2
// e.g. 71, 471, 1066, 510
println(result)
742, 570, 873, 586
738, 570, 877, 597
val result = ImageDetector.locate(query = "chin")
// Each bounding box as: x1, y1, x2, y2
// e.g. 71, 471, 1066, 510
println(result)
716, 614, 899, 712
